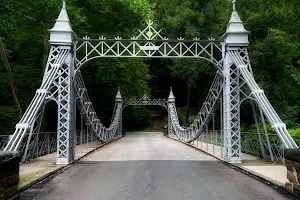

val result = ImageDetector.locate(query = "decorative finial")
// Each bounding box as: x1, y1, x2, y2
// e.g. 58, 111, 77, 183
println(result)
115, 86, 122, 101
168, 86, 175, 102
232, 0, 236, 11
62, 0, 66, 9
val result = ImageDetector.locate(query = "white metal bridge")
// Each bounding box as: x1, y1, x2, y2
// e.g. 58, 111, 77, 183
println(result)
2, 0, 298, 165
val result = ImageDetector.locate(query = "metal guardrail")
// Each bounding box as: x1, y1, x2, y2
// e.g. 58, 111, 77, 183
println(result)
1, 130, 299, 163
191, 131, 300, 163
0, 130, 99, 162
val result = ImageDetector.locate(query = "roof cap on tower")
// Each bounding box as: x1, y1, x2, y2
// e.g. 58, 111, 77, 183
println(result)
50, 0, 72, 32
168, 87, 175, 102
226, 0, 249, 34
49, 1, 73, 45
115, 87, 123, 101
221, 0, 250, 45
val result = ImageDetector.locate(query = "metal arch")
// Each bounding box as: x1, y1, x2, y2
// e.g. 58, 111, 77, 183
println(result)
123, 94, 168, 110
238, 97, 274, 161
75, 55, 223, 75
74, 20, 224, 73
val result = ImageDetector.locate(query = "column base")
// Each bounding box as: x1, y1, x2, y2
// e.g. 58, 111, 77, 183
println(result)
56, 157, 73, 165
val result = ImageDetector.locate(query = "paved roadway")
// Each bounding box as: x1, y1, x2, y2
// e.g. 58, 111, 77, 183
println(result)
18, 132, 295, 200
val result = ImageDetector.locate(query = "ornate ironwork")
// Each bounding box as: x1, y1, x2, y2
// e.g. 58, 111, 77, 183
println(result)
75, 20, 223, 71
123, 93, 168, 109
230, 49, 298, 148
168, 73, 223, 142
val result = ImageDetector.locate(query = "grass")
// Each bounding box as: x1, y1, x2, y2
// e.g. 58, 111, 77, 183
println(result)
19, 169, 47, 186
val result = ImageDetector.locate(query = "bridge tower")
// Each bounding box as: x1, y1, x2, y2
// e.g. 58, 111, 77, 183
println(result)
115, 88, 123, 138
48, 0, 76, 164
221, 0, 250, 163
168, 87, 176, 137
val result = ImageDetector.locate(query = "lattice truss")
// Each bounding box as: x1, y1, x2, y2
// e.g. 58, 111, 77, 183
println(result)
75, 72, 123, 142
166, 46, 298, 163
4, 44, 123, 162
123, 94, 168, 109
75, 20, 223, 70
168, 72, 223, 142
229, 47, 298, 149
4, 46, 70, 161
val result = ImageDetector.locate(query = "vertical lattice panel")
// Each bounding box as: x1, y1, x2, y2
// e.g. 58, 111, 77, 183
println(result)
56, 53, 75, 164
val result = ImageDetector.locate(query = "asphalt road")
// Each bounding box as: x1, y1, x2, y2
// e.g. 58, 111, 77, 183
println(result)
17, 132, 295, 200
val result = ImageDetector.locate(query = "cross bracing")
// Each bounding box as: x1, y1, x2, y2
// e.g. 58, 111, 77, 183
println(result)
123, 93, 168, 110
2, 0, 298, 164
75, 20, 223, 71
75, 37, 223, 71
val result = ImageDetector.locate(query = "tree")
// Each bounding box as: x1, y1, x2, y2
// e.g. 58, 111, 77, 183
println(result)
155, 0, 230, 124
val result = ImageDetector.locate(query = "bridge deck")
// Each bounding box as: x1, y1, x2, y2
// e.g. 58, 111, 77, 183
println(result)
83, 132, 216, 161
18, 132, 294, 200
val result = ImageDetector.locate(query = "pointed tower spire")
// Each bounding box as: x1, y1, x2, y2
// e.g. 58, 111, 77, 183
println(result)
168, 87, 175, 103
221, 0, 250, 46
233, 0, 236, 11
49, 0, 73, 45
115, 87, 123, 102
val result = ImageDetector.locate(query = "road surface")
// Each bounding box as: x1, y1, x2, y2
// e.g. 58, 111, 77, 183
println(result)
18, 132, 295, 200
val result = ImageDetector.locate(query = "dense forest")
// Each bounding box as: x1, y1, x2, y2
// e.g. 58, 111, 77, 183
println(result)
0, 0, 300, 140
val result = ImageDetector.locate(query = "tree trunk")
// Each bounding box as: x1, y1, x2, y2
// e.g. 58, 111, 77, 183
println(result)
0, 39, 23, 119
184, 87, 192, 125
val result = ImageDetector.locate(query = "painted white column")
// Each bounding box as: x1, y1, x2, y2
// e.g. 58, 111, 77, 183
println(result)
49, 1, 76, 164
220, 0, 250, 163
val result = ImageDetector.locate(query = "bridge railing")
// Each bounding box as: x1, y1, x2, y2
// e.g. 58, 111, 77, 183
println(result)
0, 130, 99, 163
189, 130, 300, 163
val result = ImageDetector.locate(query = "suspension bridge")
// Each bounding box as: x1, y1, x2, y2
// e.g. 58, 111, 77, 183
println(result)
1, 0, 299, 199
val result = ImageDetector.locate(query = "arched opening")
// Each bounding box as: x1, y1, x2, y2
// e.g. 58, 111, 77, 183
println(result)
123, 103, 168, 133
240, 98, 284, 162
75, 50, 220, 136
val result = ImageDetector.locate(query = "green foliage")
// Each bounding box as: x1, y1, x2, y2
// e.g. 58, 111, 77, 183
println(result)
1, 0, 300, 134
155, 0, 229, 88
237, 0, 300, 129
0, 0, 154, 132
123, 107, 153, 130
288, 128, 300, 144
0, 106, 18, 135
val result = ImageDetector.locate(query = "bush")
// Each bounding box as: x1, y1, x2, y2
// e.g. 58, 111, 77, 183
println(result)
0, 106, 18, 135
123, 106, 153, 130
288, 128, 300, 145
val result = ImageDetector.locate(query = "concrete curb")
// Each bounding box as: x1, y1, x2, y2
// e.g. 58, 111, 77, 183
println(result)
166, 136, 298, 199
9, 137, 122, 200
